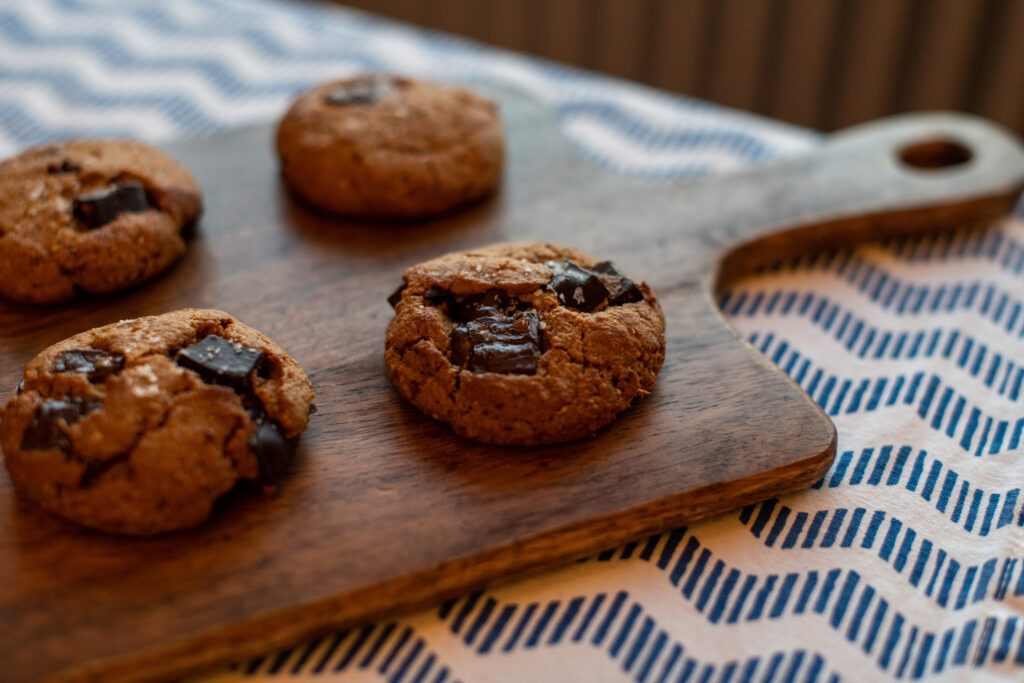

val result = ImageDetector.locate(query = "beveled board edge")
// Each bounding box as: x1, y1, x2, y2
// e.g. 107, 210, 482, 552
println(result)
65, 435, 835, 683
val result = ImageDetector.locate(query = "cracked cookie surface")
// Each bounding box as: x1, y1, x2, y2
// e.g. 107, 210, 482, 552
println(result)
385, 242, 666, 445
0, 309, 314, 535
276, 75, 503, 218
0, 139, 202, 304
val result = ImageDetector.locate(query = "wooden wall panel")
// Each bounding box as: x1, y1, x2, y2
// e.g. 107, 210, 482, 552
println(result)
432, 0, 481, 37
648, 0, 710, 97
705, 0, 773, 111
478, 0, 534, 53
334, 0, 1024, 135
592, 0, 649, 81
826, 0, 915, 129
535, 0, 585, 66
896, 0, 986, 113
971, 0, 1024, 133
766, 0, 843, 128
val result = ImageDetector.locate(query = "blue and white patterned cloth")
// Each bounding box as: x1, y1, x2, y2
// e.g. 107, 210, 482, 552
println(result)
3, 1, 1023, 681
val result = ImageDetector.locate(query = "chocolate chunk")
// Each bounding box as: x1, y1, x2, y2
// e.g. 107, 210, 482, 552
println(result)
16, 380, 24, 395
449, 326, 471, 368
251, 420, 292, 485
447, 290, 542, 374
323, 78, 395, 106
547, 260, 609, 312
257, 358, 273, 379
607, 280, 643, 305
474, 289, 512, 312
592, 261, 644, 305
244, 401, 295, 486
450, 289, 513, 322
54, 349, 125, 382
46, 159, 80, 174
388, 283, 407, 309
21, 396, 102, 451
590, 261, 621, 277
73, 181, 152, 229
450, 310, 542, 375
423, 285, 448, 305
177, 336, 264, 391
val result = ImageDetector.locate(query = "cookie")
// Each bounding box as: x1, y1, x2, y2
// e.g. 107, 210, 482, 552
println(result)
385, 242, 666, 445
0, 309, 314, 535
0, 139, 202, 304
276, 75, 504, 218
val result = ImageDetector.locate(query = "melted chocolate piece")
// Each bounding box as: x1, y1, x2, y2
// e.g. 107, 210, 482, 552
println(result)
450, 327, 470, 366
423, 285, 448, 305
450, 289, 513, 322
323, 78, 395, 106
177, 336, 264, 391
547, 260, 609, 312
46, 159, 80, 174
244, 400, 295, 486
16, 380, 25, 395
73, 181, 152, 229
433, 289, 543, 374
592, 261, 644, 305
21, 396, 102, 451
450, 311, 542, 375
54, 349, 125, 382
388, 283, 407, 309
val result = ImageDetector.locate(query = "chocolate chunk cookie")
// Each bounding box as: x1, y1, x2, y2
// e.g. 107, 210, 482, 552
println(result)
0, 309, 314, 535
276, 75, 504, 218
0, 139, 202, 304
385, 242, 665, 445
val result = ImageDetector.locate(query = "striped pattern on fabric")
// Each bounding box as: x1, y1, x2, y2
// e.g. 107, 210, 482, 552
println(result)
2, 1, 1022, 681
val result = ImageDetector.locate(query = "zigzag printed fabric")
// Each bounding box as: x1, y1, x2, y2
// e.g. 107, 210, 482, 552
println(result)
2, 1, 1022, 681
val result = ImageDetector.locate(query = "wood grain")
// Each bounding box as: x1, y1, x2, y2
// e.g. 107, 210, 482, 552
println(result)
971, 0, 1024, 134
1, 87, 1023, 683
766, 0, 843, 128
825, 0, 915, 129
895, 0, 984, 114
648, 0, 709, 96
705, 0, 772, 111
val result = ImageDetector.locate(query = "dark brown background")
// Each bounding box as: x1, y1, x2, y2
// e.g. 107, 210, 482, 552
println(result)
331, 0, 1024, 135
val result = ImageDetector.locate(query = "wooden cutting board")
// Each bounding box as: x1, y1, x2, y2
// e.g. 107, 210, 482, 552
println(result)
2, 88, 1023, 683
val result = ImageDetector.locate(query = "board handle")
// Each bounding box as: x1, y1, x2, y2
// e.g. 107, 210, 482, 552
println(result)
712, 112, 1024, 290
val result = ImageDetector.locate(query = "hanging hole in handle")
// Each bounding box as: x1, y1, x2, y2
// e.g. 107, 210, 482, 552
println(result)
898, 139, 973, 170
